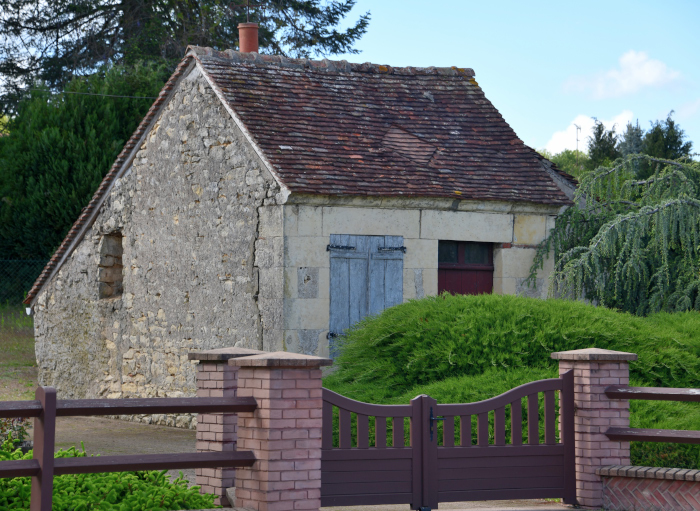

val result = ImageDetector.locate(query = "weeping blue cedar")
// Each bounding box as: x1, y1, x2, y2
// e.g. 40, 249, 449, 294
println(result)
529, 154, 700, 315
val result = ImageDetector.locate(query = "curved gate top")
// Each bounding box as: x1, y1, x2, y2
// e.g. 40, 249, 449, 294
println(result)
321, 371, 576, 510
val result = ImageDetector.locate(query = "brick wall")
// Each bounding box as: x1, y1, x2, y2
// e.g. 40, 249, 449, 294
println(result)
230, 352, 331, 511
190, 347, 263, 506
552, 348, 637, 508
599, 466, 700, 510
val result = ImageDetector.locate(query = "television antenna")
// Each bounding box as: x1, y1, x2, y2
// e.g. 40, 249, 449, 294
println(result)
574, 124, 581, 170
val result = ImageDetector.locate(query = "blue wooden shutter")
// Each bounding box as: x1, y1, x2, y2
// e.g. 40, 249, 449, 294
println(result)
329, 234, 404, 356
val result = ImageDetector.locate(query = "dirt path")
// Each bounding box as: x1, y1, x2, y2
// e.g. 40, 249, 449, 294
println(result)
29, 416, 199, 486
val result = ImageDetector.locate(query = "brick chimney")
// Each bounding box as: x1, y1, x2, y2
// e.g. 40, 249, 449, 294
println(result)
238, 23, 259, 53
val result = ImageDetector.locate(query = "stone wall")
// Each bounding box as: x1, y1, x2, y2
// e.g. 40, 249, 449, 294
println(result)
281, 202, 559, 358
34, 66, 283, 427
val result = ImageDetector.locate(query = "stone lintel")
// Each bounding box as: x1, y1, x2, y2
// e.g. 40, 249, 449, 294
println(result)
188, 347, 265, 362
551, 348, 637, 362
228, 351, 333, 368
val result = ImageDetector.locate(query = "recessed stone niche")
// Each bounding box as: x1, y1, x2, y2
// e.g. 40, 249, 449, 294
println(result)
98, 233, 123, 299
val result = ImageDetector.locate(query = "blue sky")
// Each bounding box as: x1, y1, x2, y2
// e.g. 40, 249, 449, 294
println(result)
334, 0, 700, 154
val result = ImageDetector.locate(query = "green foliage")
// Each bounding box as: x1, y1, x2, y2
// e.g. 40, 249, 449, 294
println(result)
0, 63, 170, 261
324, 294, 700, 468
530, 155, 700, 315
539, 148, 590, 179
587, 119, 621, 170
0, 439, 219, 510
638, 112, 694, 179
0, 419, 29, 448
0, 0, 370, 111
325, 293, 700, 397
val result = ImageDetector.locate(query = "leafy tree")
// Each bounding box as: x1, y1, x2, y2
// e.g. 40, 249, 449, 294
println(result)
529, 155, 700, 316
539, 148, 590, 179
0, 63, 171, 260
0, 0, 370, 113
587, 120, 621, 170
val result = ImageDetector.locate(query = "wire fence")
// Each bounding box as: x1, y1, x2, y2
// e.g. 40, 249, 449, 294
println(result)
0, 259, 48, 305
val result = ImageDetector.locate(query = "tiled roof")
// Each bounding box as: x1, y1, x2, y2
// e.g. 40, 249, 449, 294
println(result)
25, 48, 574, 305
192, 47, 574, 204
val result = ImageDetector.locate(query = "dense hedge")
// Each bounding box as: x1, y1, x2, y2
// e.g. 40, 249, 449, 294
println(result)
0, 440, 219, 510
324, 294, 700, 469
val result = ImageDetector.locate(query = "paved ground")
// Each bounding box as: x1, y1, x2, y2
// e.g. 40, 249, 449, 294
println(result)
27, 416, 574, 510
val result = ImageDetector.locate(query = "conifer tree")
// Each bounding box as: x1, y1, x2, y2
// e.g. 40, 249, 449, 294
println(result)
0, 63, 171, 260
529, 155, 700, 315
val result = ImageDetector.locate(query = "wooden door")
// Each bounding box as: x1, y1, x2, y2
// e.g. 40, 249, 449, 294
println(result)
438, 241, 493, 295
329, 235, 404, 355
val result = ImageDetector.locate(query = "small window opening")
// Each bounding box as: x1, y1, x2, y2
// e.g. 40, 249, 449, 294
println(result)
438, 241, 493, 295
98, 233, 124, 299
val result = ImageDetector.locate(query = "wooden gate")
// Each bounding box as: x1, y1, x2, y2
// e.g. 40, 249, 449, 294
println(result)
321, 371, 576, 509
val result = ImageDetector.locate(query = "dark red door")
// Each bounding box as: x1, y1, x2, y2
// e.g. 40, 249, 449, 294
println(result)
437, 241, 493, 295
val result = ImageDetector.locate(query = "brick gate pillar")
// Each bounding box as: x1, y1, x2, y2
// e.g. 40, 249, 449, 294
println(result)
190, 347, 263, 506
551, 348, 637, 509
229, 351, 332, 511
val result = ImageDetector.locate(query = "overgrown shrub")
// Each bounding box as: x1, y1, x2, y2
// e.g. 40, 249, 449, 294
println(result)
324, 294, 700, 468
0, 439, 219, 510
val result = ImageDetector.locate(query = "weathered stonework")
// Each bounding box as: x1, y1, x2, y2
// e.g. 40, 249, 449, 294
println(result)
32, 62, 569, 426
34, 68, 282, 427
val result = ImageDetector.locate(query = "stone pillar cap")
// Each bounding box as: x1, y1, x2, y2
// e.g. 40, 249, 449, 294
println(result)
551, 348, 637, 362
228, 351, 333, 368
188, 347, 265, 362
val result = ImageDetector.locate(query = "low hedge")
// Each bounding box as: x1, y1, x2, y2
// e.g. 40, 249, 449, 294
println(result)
0, 439, 219, 510
324, 294, 700, 469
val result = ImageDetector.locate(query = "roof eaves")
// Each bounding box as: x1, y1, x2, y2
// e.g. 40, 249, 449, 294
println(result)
24, 56, 197, 307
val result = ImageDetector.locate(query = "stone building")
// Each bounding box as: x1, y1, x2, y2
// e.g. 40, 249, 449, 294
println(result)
25, 45, 575, 422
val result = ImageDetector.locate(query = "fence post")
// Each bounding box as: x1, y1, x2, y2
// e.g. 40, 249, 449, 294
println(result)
189, 347, 263, 506
30, 386, 56, 511
229, 352, 332, 511
551, 348, 637, 509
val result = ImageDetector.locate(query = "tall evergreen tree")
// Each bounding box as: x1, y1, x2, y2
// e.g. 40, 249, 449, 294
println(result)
587, 120, 621, 170
619, 121, 645, 157
0, 0, 370, 113
642, 112, 693, 160
0, 63, 171, 260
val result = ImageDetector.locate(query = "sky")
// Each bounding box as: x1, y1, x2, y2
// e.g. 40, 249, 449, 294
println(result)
333, 0, 700, 155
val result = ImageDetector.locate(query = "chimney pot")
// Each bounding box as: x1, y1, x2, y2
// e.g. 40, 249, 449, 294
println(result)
238, 22, 259, 53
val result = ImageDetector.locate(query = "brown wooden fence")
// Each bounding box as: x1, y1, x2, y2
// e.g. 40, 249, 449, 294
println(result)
0, 386, 257, 511
604, 385, 700, 444
321, 370, 576, 509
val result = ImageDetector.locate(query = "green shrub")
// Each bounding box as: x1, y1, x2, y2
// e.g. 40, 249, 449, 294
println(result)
324, 294, 700, 469
0, 439, 219, 510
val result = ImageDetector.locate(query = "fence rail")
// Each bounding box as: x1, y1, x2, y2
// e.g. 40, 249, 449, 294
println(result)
604, 385, 700, 445
0, 386, 257, 511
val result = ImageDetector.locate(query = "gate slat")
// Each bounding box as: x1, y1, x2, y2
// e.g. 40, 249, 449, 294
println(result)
544, 390, 556, 445
494, 407, 505, 446
511, 400, 522, 446
477, 413, 488, 447
357, 414, 369, 449
443, 417, 454, 447
528, 394, 539, 445
322, 401, 333, 450
340, 409, 352, 449
376, 417, 387, 448
460, 415, 471, 447
393, 417, 405, 447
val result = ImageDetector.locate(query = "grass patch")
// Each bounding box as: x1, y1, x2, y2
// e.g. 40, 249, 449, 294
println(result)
324, 294, 700, 468
0, 304, 37, 401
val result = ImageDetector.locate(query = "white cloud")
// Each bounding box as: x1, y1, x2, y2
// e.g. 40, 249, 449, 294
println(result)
565, 51, 680, 99
545, 111, 634, 154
